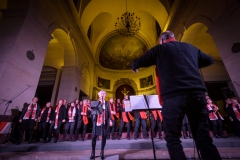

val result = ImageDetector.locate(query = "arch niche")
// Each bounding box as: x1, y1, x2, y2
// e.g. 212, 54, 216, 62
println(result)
115, 85, 135, 102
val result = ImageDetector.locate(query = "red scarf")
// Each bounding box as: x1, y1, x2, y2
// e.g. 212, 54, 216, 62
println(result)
152, 110, 162, 121
139, 111, 147, 119
23, 103, 37, 120
68, 106, 76, 122
82, 105, 88, 125
165, 38, 176, 43
39, 107, 51, 122
110, 103, 116, 120
232, 104, 240, 120
54, 105, 61, 129
155, 67, 163, 106
122, 104, 134, 122
97, 102, 106, 126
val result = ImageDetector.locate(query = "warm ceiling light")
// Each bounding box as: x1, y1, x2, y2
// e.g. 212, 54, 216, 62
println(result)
115, 0, 141, 37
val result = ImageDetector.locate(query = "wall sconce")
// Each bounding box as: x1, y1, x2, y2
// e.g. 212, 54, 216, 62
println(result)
26, 50, 35, 61
231, 43, 240, 53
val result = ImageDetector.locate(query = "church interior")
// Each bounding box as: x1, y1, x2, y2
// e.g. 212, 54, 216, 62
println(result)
0, 0, 240, 115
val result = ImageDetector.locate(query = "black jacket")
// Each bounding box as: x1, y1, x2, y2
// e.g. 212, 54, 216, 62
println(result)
132, 41, 214, 99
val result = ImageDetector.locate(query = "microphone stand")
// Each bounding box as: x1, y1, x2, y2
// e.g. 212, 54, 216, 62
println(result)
4, 85, 32, 116
100, 96, 105, 160
143, 95, 156, 160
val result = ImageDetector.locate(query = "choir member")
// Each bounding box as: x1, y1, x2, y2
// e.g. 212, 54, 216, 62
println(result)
90, 90, 110, 160
17, 97, 40, 144
36, 102, 52, 143
151, 109, 163, 139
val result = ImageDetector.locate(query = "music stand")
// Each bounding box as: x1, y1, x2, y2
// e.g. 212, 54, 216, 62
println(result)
130, 95, 162, 160
90, 101, 102, 115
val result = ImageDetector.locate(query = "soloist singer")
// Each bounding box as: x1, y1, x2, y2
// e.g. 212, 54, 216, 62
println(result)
90, 90, 111, 160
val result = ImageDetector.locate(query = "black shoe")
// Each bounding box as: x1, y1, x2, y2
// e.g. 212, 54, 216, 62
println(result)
214, 135, 219, 138
134, 137, 137, 140
127, 137, 130, 140
100, 150, 104, 160
159, 136, 163, 139
90, 151, 95, 160
183, 134, 187, 139
118, 136, 121, 140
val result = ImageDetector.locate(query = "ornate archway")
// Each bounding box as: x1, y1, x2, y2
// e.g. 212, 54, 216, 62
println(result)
113, 78, 138, 101
115, 84, 135, 102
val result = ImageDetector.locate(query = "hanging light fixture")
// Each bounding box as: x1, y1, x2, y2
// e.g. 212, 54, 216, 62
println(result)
115, 0, 141, 37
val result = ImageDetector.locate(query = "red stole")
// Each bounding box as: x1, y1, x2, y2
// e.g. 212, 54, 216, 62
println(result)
68, 106, 76, 122
39, 107, 51, 122
23, 103, 37, 120
155, 67, 163, 106
152, 110, 162, 121
232, 104, 240, 120
139, 111, 147, 119
110, 103, 116, 120
82, 105, 88, 125
54, 105, 61, 129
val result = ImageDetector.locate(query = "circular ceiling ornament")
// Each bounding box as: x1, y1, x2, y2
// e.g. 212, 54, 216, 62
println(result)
26, 50, 35, 61
231, 43, 240, 53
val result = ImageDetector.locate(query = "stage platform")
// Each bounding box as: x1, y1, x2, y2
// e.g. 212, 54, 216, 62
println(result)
1, 136, 240, 159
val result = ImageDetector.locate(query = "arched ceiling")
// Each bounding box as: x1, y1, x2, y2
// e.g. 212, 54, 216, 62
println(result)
49, 29, 76, 66
181, 23, 221, 60
81, 0, 169, 70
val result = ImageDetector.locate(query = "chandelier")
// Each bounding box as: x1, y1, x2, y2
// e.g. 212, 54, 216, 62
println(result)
115, 1, 141, 37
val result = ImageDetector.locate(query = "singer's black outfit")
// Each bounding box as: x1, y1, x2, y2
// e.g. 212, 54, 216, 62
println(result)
36, 107, 52, 142
47, 105, 66, 143
134, 110, 147, 139
107, 103, 118, 140
90, 101, 110, 160
132, 41, 221, 160
61, 106, 76, 141
226, 104, 240, 138
74, 104, 83, 140
17, 103, 40, 144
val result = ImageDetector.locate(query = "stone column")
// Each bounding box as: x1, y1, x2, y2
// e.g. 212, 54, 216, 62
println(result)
0, 5, 51, 114
57, 66, 81, 102
208, 1, 240, 98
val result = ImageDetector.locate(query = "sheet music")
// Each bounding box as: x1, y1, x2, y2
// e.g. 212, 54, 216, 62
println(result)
130, 95, 162, 110
130, 95, 148, 110
146, 95, 162, 109
123, 100, 132, 112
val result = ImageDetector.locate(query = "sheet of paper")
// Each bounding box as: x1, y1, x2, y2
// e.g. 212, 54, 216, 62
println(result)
130, 95, 147, 110
146, 95, 162, 109
123, 100, 132, 112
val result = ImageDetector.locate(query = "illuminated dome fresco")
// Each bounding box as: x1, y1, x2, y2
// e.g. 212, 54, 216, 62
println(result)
99, 35, 147, 70
81, 0, 169, 70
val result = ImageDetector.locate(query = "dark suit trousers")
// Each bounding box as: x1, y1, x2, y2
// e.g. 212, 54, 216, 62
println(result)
162, 95, 221, 160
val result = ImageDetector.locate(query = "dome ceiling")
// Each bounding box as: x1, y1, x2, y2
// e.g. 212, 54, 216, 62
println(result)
81, 0, 170, 70
99, 35, 147, 70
